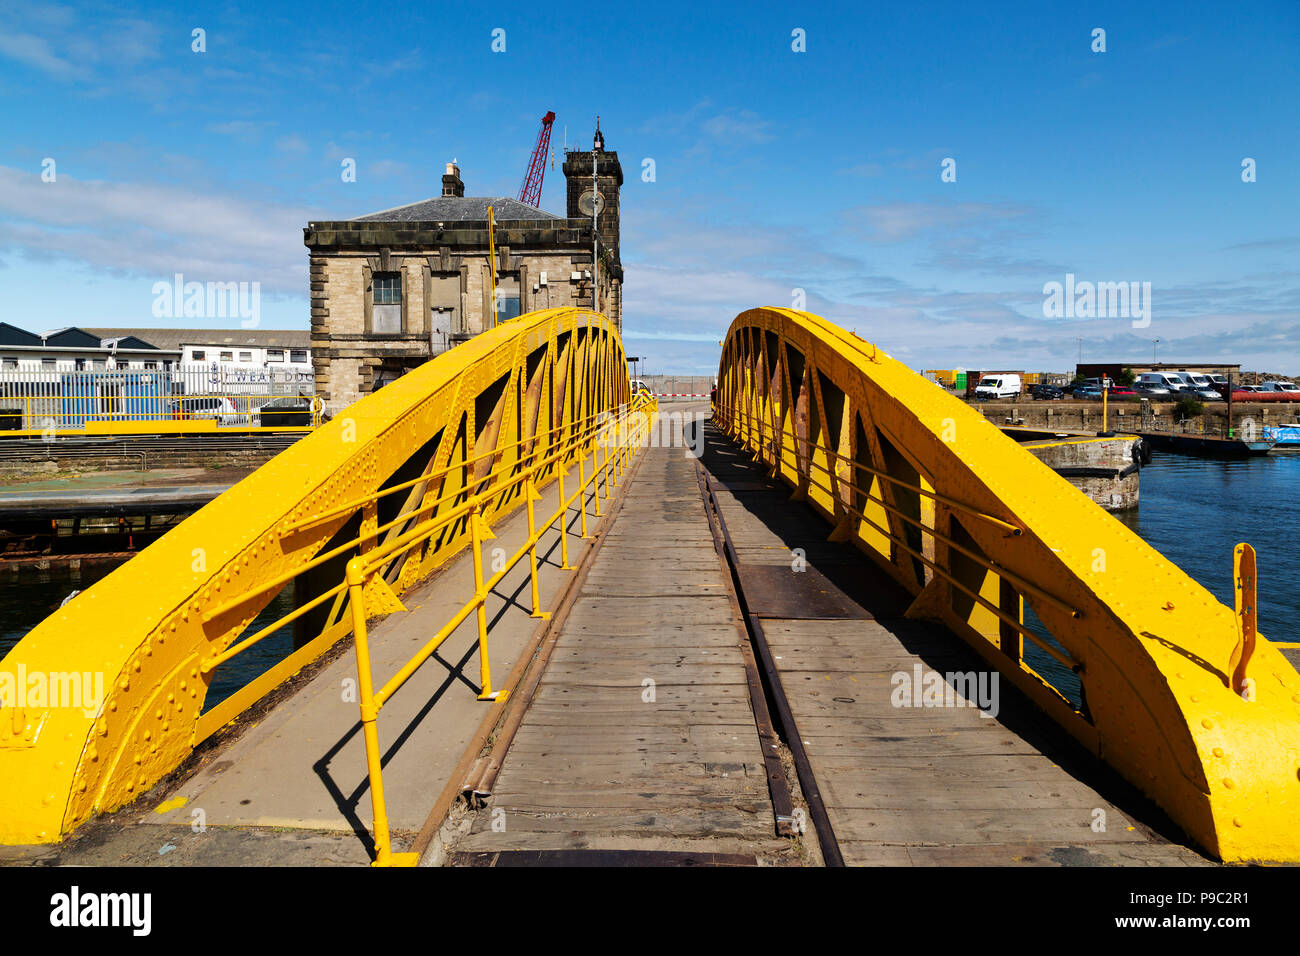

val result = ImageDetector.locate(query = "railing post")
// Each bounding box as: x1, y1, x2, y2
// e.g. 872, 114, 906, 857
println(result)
557, 464, 573, 570
592, 437, 603, 518
469, 504, 499, 700
577, 451, 589, 538
525, 474, 549, 619
345, 558, 417, 867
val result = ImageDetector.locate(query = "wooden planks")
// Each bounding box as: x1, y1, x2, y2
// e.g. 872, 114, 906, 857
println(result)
699, 422, 1207, 867
454, 445, 790, 861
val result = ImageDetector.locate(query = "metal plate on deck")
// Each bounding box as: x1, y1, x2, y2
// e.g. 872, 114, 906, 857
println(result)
737, 562, 875, 620
708, 478, 781, 492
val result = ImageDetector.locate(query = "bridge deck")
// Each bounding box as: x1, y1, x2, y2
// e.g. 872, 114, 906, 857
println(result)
698, 423, 1207, 866
450, 435, 796, 863
448, 418, 1209, 866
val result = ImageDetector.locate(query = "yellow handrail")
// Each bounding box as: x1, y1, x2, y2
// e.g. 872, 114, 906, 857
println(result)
346, 396, 657, 865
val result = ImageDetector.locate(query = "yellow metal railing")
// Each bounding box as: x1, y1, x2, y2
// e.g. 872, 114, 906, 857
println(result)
343, 398, 655, 865
0, 307, 633, 847
726, 405, 1081, 679
0, 391, 321, 433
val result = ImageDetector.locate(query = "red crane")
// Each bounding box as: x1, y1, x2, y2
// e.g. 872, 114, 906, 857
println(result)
517, 111, 555, 208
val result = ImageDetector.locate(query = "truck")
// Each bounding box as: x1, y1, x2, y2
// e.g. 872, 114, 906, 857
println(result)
973, 373, 1022, 400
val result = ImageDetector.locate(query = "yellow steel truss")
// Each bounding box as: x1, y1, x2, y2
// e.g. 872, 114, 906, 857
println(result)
0, 307, 636, 846
715, 307, 1300, 864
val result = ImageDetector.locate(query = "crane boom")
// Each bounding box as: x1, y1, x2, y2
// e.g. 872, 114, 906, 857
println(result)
517, 111, 556, 207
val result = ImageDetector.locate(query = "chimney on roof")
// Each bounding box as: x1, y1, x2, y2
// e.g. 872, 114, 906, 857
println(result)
442, 160, 464, 197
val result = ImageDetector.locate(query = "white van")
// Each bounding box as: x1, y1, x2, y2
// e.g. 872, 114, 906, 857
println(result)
1137, 372, 1187, 392
974, 373, 1021, 399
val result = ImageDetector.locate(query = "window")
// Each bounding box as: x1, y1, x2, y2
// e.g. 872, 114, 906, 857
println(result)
239, 351, 252, 362
75, 359, 86, 371
192, 350, 205, 361
220, 351, 233, 362
497, 296, 522, 322
290, 349, 308, 363
144, 361, 158, 370
267, 349, 284, 362
41, 358, 55, 369
1, 357, 16, 369
372, 272, 402, 333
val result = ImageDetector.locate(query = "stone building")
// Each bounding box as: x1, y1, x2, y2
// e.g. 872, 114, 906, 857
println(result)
304, 125, 623, 414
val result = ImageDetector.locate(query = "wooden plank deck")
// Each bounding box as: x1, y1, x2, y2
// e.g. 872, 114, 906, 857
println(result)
698, 422, 1211, 867
452, 443, 794, 861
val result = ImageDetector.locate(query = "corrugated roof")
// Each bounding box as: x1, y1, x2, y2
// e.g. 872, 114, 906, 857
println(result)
83, 328, 311, 350
350, 196, 564, 223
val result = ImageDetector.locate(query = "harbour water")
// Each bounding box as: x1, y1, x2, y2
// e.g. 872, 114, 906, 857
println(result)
1, 451, 1296, 712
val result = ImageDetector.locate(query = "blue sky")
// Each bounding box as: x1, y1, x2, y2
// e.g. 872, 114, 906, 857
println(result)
1, 0, 1297, 374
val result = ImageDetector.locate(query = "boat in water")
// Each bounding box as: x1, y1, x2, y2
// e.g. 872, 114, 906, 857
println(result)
1263, 423, 1300, 448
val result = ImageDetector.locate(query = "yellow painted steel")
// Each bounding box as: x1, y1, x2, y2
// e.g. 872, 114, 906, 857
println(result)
342, 397, 655, 864
0, 307, 632, 846
715, 307, 1300, 864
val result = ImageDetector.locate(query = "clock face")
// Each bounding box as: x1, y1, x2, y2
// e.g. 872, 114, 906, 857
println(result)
578, 189, 605, 216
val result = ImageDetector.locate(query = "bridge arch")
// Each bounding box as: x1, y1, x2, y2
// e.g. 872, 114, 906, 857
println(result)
0, 308, 631, 844
715, 307, 1300, 863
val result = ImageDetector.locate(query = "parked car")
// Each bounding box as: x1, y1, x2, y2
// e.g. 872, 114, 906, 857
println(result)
1076, 385, 1104, 400
1030, 383, 1063, 400
170, 396, 242, 425
973, 373, 1021, 399
1237, 384, 1265, 392
255, 396, 313, 427
1260, 381, 1300, 394
1133, 382, 1172, 397
1106, 386, 1137, 399
1205, 374, 1231, 396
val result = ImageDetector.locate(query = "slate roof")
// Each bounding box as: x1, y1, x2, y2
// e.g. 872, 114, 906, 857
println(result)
84, 328, 311, 350
351, 196, 564, 223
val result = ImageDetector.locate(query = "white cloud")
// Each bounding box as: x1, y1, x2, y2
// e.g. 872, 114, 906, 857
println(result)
844, 201, 1033, 243
0, 166, 314, 294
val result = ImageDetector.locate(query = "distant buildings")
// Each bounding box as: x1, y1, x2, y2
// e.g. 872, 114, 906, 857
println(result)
0, 323, 310, 375
304, 123, 624, 414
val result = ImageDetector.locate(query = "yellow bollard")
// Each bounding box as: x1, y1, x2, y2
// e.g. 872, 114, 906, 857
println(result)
345, 558, 418, 867
1231, 542, 1258, 696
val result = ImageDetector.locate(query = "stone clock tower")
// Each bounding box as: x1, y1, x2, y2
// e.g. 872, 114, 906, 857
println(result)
562, 119, 623, 328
